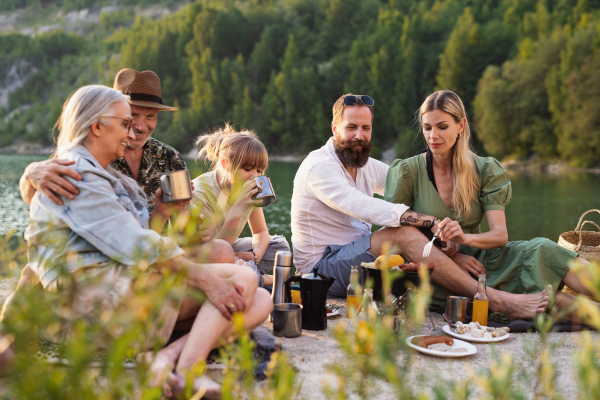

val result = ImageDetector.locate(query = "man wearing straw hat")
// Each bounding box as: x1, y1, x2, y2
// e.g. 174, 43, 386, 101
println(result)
20, 69, 186, 214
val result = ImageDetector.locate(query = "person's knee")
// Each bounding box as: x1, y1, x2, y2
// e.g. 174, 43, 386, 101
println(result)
18, 264, 39, 288
385, 226, 425, 251
207, 239, 235, 263
235, 267, 259, 293
256, 288, 273, 313
274, 236, 290, 252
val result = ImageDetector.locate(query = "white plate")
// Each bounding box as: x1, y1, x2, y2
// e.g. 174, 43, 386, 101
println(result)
326, 308, 340, 318
406, 335, 477, 357
442, 324, 511, 343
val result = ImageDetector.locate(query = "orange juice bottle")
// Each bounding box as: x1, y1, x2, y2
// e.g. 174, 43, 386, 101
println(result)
472, 274, 489, 326
347, 265, 362, 318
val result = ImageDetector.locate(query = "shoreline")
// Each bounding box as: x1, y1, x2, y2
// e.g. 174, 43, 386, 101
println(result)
501, 159, 600, 175
2, 147, 599, 173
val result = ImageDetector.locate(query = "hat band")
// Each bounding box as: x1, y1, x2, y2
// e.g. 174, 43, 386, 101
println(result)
128, 93, 163, 105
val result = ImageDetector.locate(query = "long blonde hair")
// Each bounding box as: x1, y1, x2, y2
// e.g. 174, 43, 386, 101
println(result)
54, 85, 129, 156
196, 123, 268, 176
419, 90, 479, 220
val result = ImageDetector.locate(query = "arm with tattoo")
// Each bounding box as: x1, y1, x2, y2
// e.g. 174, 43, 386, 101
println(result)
399, 210, 439, 232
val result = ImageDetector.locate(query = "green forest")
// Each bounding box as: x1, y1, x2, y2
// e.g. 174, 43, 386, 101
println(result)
2, 0, 600, 167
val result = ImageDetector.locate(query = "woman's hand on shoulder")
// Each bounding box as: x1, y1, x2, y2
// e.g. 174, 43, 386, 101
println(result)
437, 217, 468, 245
450, 253, 486, 277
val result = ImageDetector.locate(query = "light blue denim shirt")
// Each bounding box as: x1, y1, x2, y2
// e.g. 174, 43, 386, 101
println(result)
25, 145, 185, 288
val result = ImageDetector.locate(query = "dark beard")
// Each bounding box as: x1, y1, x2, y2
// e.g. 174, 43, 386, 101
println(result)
333, 137, 373, 168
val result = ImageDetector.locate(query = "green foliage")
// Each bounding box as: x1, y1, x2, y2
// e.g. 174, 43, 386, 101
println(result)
474, 31, 565, 160
436, 8, 516, 109
62, 0, 95, 11
99, 9, 134, 33
0, 0, 37, 12
0, 221, 299, 399
3, 0, 600, 165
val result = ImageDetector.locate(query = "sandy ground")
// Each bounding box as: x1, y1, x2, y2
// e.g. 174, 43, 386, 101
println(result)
264, 298, 596, 399
0, 278, 595, 399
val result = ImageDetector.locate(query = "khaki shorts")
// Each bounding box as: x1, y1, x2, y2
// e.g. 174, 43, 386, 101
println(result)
46, 263, 183, 350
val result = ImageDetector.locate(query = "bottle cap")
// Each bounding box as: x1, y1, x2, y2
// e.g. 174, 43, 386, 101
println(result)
274, 251, 293, 267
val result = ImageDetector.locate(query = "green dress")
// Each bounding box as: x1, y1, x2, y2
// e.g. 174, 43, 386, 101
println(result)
384, 154, 578, 309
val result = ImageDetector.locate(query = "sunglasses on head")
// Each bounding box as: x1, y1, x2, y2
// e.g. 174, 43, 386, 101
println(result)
343, 95, 374, 107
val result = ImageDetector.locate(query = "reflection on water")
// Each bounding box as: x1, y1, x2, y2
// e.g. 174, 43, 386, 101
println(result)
0, 154, 47, 235
2, 155, 599, 247
505, 171, 600, 241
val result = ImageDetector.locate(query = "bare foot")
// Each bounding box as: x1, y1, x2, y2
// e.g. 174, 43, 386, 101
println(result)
490, 285, 551, 320
173, 372, 221, 400
137, 351, 178, 397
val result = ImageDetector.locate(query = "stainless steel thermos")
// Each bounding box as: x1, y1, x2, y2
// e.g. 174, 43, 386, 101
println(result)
269, 251, 294, 321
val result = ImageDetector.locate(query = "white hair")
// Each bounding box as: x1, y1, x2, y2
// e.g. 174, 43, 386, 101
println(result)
54, 85, 129, 154
54, 85, 147, 209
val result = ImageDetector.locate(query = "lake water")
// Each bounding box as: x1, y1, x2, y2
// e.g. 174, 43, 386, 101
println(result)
2, 154, 599, 245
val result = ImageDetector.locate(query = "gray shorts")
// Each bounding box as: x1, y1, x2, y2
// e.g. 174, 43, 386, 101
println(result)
313, 234, 376, 298
232, 235, 290, 287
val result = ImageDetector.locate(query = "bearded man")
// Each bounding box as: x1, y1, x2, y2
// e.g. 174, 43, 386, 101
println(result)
292, 94, 459, 297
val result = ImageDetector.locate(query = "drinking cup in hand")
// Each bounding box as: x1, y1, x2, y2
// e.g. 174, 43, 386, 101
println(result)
160, 170, 193, 203
252, 175, 276, 207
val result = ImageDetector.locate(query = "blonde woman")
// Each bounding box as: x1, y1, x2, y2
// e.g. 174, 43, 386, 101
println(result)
385, 90, 596, 315
192, 124, 290, 287
25, 85, 272, 398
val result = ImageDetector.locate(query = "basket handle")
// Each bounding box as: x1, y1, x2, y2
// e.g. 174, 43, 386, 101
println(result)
574, 209, 600, 233
576, 220, 600, 251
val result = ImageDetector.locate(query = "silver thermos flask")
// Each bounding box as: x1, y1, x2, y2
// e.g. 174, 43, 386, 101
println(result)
269, 251, 293, 321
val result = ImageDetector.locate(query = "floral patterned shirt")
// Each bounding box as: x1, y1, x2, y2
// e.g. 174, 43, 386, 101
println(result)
111, 137, 187, 212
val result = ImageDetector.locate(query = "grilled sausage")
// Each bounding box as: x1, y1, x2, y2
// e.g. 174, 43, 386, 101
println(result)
411, 335, 454, 348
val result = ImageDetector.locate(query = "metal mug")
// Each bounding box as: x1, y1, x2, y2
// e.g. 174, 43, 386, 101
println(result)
445, 296, 473, 323
272, 303, 302, 338
160, 170, 193, 203
252, 175, 276, 207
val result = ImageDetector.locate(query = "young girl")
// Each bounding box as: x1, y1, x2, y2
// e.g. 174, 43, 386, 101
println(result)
192, 124, 289, 287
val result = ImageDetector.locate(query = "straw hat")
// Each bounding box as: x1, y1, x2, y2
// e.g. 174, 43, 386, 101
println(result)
113, 68, 178, 111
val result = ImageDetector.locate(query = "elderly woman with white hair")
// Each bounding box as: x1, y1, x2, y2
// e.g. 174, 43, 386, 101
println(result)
24, 84, 272, 399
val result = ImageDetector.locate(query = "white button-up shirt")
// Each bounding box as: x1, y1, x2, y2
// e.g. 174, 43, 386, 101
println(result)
291, 138, 409, 273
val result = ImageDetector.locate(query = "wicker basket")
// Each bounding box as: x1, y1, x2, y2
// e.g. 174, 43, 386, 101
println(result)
558, 209, 600, 295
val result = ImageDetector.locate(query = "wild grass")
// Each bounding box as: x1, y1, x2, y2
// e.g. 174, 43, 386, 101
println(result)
0, 229, 298, 399
1, 230, 599, 399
